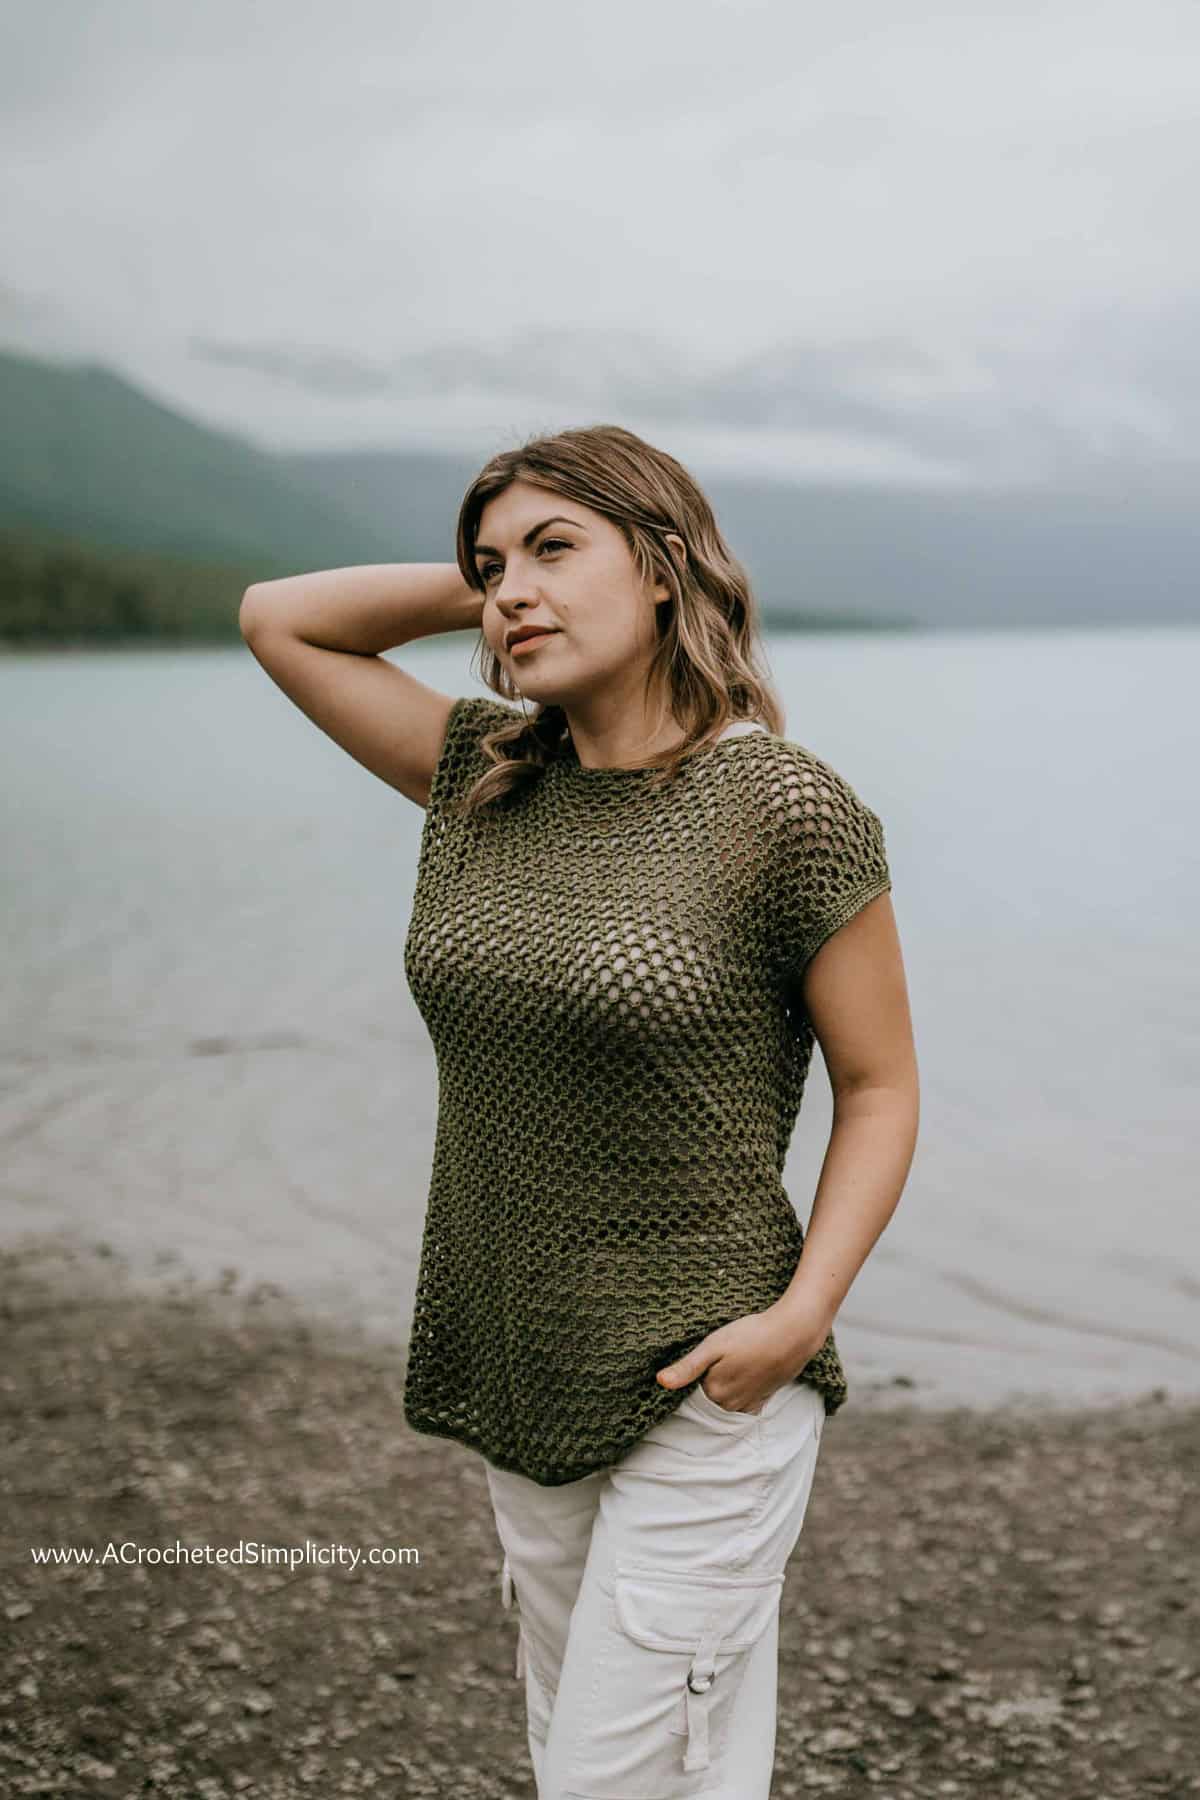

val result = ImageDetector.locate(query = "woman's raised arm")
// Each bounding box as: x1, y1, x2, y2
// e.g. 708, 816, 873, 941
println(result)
239, 563, 483, 809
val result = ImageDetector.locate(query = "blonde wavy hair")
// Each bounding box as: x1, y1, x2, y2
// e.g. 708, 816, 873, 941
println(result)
452, 422, 784, 815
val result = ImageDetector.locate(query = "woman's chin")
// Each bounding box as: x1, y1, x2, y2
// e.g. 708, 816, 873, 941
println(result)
514, 679, 571, 709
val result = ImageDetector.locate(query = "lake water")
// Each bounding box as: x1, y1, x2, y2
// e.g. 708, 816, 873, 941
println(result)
3, 627, 1197, 1410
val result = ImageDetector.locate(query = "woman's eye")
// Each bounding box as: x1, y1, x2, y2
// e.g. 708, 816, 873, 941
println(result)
480, 540, 570, 584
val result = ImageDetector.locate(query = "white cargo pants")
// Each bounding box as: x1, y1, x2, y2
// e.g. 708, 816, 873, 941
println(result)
482, 1376, 826, 1799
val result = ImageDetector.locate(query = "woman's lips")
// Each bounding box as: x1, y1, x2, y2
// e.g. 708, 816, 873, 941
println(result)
510, 631, 558, 656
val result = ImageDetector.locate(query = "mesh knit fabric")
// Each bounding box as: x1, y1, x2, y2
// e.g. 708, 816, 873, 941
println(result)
402, 696, 893, 1486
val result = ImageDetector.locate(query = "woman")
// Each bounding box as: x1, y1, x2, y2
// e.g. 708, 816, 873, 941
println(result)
240, 423, 919, 1798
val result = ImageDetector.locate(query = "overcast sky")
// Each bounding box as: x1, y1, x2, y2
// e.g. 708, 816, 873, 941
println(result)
2, 0, 1198, 490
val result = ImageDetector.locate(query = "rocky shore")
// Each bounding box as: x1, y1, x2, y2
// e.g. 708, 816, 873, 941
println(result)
1, 1236, 1196, 1799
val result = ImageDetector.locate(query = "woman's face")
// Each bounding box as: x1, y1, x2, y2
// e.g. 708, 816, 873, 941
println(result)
475, 479, 678, 710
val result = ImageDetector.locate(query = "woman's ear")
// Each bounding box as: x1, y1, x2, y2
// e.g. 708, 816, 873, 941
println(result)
652, 533, 688, 604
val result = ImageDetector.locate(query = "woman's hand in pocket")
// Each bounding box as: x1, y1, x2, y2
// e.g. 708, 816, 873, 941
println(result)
655, 1304, 829, 1416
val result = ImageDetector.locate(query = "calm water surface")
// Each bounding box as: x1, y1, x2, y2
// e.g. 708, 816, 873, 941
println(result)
3, 627, 1197, 1408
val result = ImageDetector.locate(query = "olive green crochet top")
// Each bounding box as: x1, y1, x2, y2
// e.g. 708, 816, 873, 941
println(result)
402, 695, 892, 1486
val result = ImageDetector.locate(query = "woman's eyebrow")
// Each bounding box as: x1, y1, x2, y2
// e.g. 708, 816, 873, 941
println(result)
474, 516, 588, 561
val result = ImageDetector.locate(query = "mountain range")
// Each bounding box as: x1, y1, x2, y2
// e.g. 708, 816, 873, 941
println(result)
2, 346, 1197, 631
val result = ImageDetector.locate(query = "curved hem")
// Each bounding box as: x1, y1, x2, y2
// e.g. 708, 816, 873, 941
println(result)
403, 1373, 846, 1487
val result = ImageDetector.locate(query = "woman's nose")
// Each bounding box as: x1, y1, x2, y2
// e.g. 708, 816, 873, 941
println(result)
498, 566, 529, 601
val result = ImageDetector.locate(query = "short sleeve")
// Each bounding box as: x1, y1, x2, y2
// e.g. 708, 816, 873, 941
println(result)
425, 694, 521, 819
769, 747, 892, 985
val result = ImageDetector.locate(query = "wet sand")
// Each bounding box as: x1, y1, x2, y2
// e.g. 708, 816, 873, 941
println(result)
1, 1234, 1197, 1800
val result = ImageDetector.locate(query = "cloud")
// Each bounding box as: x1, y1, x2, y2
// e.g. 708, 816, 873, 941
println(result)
188, 339, 395, 399
174, 305, 1200, 492
1, 0, 1197, 489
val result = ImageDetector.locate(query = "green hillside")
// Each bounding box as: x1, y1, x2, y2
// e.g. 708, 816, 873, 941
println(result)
0, 348, 398, 568
5, 344, 1194, 644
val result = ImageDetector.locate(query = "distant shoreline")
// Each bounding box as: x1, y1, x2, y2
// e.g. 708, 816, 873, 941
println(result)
7, 618, 1198, 653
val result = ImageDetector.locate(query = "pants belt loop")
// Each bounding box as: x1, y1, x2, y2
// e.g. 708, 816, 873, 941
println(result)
500, 1552, 514, 1611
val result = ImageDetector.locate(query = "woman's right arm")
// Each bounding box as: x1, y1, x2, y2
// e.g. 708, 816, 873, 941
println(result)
239, 564, 483, 809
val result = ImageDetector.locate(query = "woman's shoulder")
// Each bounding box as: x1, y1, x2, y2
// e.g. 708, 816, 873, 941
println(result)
732, 724, 865, 789
437, 693, 524, 764
446, 694, 523, 738
423, 694, 521, 815
733, 729, 887, 850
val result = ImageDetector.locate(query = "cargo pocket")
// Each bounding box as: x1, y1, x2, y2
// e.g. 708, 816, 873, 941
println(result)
575, 1562, 784, 1795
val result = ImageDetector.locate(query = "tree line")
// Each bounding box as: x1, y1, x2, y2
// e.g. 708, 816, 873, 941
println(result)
0, 525, 295, 646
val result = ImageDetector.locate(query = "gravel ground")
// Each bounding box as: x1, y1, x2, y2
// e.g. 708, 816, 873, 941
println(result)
1, 1236, 1196, 1800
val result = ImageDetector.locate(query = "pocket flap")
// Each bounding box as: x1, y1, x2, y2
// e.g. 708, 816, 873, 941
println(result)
614, 1564, 785, 1654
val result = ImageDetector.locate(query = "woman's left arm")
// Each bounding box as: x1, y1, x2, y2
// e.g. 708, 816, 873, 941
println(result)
768, 887, 919, 1352
656, 887, 918, 1408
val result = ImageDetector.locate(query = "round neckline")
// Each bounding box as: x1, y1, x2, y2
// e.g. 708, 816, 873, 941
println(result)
555, 725, 769, 780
